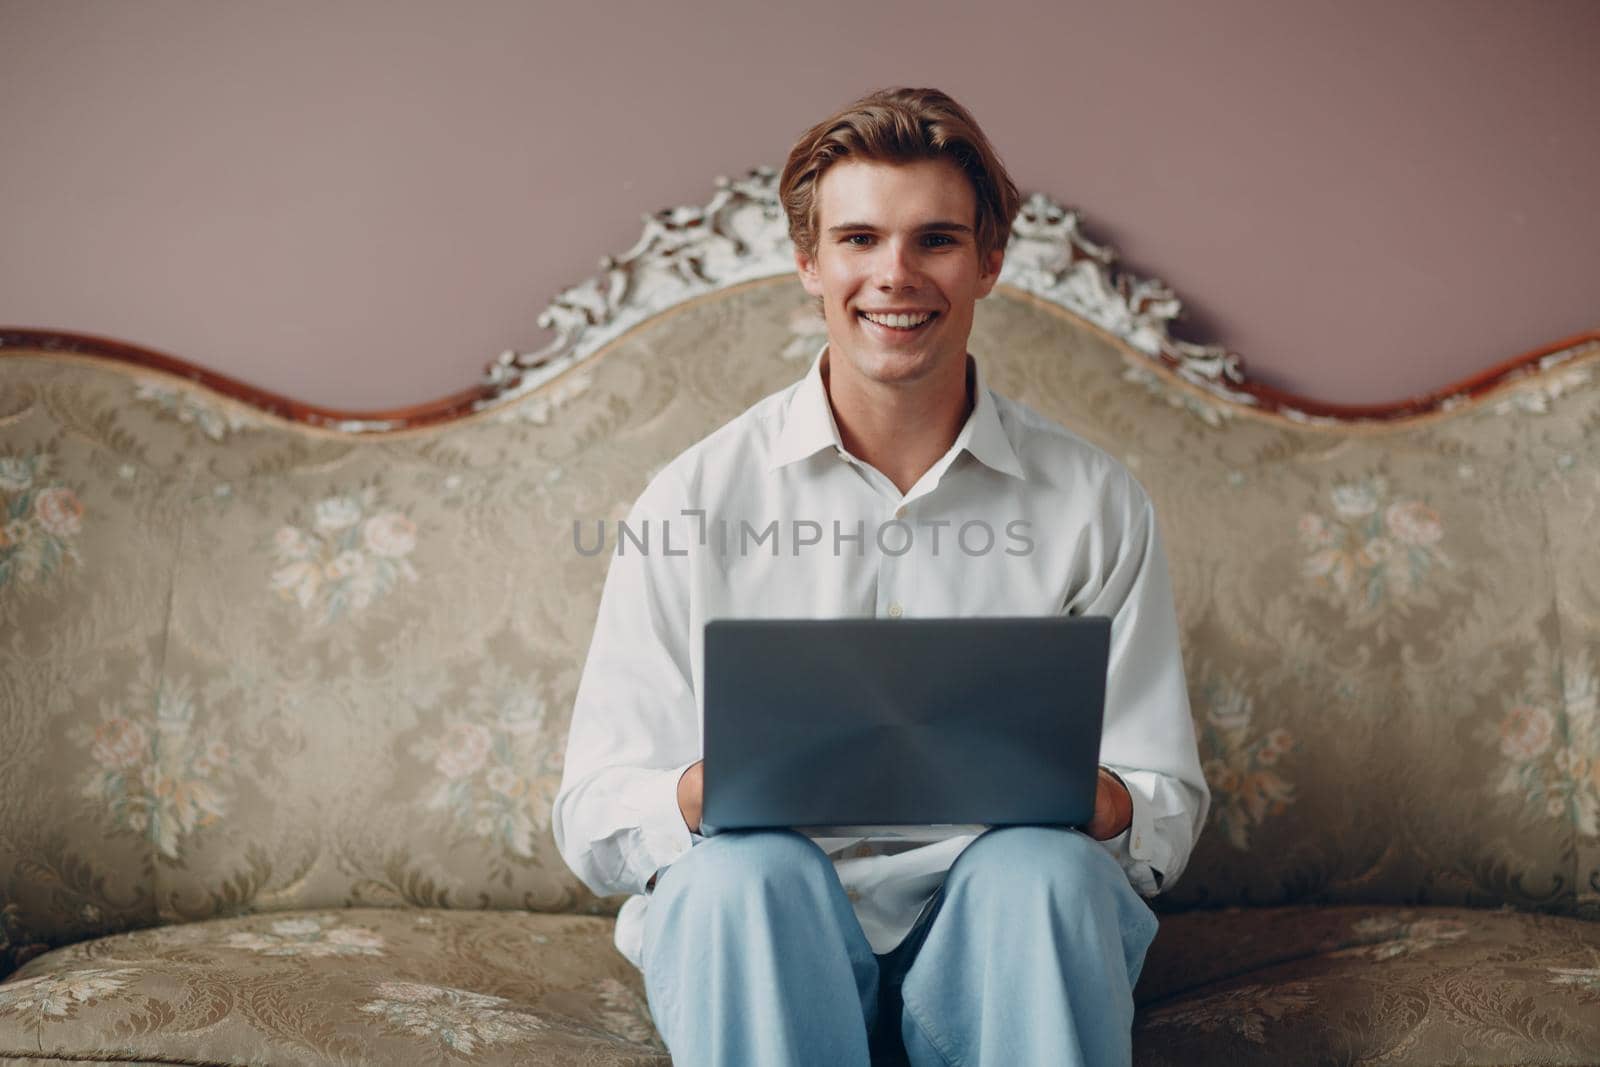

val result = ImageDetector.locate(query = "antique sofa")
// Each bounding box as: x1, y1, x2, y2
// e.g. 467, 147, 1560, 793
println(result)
3, 170, 1598, 1065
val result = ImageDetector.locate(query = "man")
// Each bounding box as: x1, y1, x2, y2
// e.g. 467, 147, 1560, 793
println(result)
554, 87, 1209, 1066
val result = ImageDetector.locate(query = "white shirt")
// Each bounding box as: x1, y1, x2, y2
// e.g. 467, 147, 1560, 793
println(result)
553, 349, 1210, 968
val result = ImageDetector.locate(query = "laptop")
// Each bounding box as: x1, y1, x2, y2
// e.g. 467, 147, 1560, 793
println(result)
699, 615, 1111, 836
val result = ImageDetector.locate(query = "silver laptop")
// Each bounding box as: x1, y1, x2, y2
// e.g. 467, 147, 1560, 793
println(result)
699, 616, 1110, 836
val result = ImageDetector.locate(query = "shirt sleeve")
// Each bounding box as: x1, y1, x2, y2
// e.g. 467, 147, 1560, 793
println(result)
1070, 476, 1211, 897
552, 476, 703, 899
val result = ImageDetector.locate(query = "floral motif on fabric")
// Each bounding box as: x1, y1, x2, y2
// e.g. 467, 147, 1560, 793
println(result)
1298, 476, 1450, 612
358, 981, 547, 1053
1485, 649, 1600, 836
223, 915, 385, 957
410, 663, 554, 871
0, 967, 137, 1022
133, 381, 262, 441
1195, 666, 1297, 850
270, 486, 419, 624
68, 671, 236, 860
1141, 981, 1316, 1043
1329, 914, 1470, 961
0, 451, 84, 593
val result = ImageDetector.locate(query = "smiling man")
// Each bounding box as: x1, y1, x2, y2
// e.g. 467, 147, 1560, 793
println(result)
800, 156, 996, 497
554, 88, 1208, 1066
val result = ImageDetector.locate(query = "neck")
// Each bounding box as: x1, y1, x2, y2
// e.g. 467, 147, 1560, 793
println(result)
823, 352, 974, 496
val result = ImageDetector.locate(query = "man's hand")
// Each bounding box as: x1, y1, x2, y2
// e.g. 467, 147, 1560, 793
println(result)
1086, 767, 1133, 841
677, 760, 704, 833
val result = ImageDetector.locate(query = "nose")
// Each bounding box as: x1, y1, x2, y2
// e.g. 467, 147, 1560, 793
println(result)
875, 237, 920, 291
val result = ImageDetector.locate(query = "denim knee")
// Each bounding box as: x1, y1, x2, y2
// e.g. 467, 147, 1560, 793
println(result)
946, 825, 1113, 902
653, 829, 835, 907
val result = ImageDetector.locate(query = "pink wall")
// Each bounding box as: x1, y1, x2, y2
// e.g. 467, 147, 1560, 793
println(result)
2, 0, 1596, 410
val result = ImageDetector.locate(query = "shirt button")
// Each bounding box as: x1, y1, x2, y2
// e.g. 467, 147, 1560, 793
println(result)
894, 505, 907, 519
1133, 834, 1142, 850
887, 602, 904, 618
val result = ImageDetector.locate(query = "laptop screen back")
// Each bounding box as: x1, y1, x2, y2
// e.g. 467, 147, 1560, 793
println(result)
700, 616, 1110, 834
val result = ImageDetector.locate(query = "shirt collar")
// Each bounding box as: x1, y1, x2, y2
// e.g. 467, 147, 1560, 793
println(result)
957, 357, 1028, 481
766, 345, 843, 470
768, 345, 1027, 481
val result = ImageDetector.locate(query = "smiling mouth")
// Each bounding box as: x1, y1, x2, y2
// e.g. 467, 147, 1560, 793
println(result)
858, 310, 939, 332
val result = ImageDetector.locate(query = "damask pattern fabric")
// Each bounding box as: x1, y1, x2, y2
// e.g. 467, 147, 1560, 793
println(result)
0, 908, 665, 1065
3, 278, 1600, 1062
1135, 905, 1600, 1064
3, 895, 1598, 1063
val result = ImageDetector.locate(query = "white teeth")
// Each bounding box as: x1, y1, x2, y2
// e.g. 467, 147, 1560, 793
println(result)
862, 311, 934, 329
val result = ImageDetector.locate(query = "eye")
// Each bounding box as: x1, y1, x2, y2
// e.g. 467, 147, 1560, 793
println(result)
844, 234, 874, 246
923, 234, 955, 248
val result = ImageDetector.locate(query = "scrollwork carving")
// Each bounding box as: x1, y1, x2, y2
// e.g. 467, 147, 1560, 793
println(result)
483, 167, 794, 404
480, 169, 1255, 414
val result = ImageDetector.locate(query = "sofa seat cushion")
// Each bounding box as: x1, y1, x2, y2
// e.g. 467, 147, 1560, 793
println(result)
1135, 905, 1600, 1065
0, 908, 667, 1065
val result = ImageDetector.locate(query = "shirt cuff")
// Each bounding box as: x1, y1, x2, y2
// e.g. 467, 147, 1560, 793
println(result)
1095, 764, 1166, 897
623, 762, 698, 892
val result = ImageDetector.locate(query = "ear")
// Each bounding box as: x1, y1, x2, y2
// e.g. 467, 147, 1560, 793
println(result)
795, 246, 824, 298
975, 248, 1004, 298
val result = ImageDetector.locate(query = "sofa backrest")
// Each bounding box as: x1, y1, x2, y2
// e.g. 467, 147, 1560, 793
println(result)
5, 275, 1599, 978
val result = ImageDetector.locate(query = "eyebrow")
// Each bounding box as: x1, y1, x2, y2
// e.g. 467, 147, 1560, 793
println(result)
826, 220, 974, 236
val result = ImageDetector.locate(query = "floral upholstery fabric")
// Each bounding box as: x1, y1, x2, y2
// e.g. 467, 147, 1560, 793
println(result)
1135, 905, 1600, 1064
2, 903, 1596, 1064
3, 277, 1600, 1062
0, 908, 665, 1065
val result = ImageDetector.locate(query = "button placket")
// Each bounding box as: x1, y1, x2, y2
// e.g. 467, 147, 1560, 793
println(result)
876, 546, 904, 617
875, 506, 908, 619
877, 499, 916, 619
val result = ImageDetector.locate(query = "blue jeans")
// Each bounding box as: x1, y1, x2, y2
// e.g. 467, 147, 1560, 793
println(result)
641, 826, 1159, 1066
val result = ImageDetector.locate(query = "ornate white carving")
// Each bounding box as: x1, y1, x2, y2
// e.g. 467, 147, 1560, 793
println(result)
480, 168, 1255, 414
483, 168, 795, 406
1000, 193, 1251, 405
482, 167, 1599, 425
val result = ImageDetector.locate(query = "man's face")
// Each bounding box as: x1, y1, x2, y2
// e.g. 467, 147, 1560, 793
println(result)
796, 158, 1003, 396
